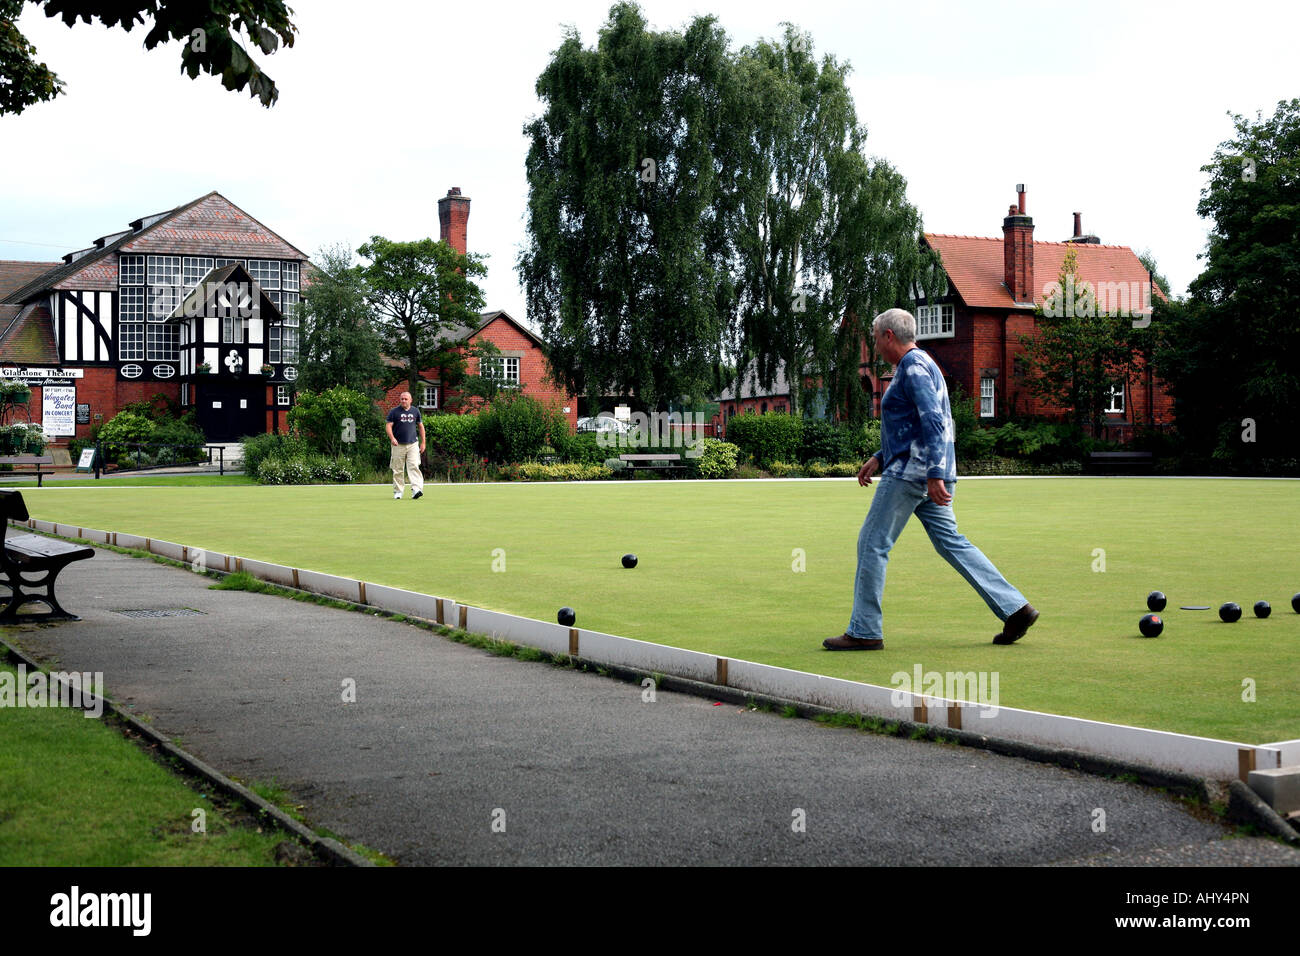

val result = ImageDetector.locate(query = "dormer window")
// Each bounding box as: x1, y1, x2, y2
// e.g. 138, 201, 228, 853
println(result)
916, 303, 954, 338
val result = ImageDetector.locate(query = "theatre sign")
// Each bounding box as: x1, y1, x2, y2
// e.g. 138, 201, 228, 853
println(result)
0, 367, 85, 385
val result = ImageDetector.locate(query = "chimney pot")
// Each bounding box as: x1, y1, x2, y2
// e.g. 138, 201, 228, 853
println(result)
1073, 212, 1082, 237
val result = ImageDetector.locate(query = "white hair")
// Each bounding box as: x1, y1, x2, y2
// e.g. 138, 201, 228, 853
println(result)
872, 308, 917, 345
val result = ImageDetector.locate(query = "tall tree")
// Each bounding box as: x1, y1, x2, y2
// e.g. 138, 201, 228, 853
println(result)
518, 6, 935, 419
358, 236, 487, 401
518, 2, 741, 410
730, 27, 938, 421
1019, 247, 1145, 435
297, 244, 384, 397
2, 0, 296, 114
1154, 98, 1300, 463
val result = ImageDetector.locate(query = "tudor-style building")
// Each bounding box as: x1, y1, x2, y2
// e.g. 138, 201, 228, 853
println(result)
168, 263, 293, 441
0, 192, 308, 443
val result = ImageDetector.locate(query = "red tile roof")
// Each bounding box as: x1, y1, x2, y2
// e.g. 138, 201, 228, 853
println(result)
924, 234, 1163, 311
3, 192, 308, 302
0, 302, 59, 364
0, 260, 61, 301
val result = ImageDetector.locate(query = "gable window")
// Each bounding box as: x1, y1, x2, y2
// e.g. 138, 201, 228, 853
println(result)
118, 254, 145, 361
980, 377, 995, 418
916, 304, 955, 338
119, 254, 145, 285
1105, 384, 1125, 414
482, 356, 520, 386
222, 315, 247, 343
248, 259, 280, 290
183, 256, 214, 289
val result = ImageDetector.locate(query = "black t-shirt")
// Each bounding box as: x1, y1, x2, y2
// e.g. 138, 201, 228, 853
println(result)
386, 405, 422, 444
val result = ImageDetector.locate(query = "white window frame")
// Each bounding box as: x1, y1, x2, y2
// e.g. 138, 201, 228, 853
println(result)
183, 256, 214, 289
222, 315, 247, 344
421, 384, 439, 409
1105, 384, 1125, 414
119, 254, 145, 285
916, 303, 955, 339
276, 385, 291, 407
249, 259, 280, 290
980, 377, 995, 418
483, 355, 520, 386
281, 261, 300, 292
146, 323, 179, 362
118, 257, 146, 360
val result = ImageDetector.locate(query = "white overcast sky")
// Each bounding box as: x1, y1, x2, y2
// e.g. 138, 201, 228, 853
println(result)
2, 0, 1297, 323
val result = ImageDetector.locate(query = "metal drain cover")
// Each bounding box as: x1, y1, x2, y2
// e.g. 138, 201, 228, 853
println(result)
112, 608, 207, 618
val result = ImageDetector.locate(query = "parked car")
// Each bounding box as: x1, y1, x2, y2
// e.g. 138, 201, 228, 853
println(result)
576, 415, 631, 435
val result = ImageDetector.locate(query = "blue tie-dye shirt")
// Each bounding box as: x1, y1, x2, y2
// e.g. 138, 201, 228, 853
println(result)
873, 348, 957, 484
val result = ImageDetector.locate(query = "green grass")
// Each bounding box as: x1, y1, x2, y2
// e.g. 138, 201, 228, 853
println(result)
0, 661, 292, 866
0, 474, 258, 488
21, 478, 1300, 743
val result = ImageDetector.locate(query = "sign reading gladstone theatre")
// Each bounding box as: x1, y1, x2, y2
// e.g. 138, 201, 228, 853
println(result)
0, 367, 85, 386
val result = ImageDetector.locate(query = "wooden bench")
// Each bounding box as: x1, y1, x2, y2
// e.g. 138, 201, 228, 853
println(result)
0, 454, 55, 487
1086, 451, 1154, 474
0, 490, 95, 622
619, 453, 688, 477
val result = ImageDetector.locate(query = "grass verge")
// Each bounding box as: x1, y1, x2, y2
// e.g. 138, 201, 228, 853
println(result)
0, 660, 295, 866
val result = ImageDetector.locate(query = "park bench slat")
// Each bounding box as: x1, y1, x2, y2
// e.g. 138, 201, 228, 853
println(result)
0, 490, 95, 621
0, 455, 56, 487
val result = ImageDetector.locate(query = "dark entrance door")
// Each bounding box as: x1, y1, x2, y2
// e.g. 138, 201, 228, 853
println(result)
196, 380, 264, 442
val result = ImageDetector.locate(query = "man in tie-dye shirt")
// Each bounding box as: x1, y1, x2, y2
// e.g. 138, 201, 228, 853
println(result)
823, 308, 1038, 651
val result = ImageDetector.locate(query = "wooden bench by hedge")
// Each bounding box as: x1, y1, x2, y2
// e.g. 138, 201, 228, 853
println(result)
619, 453, 688, 476
0, 454, 55, 487
1086, 451, 1154, 474
0, 490, 95, 622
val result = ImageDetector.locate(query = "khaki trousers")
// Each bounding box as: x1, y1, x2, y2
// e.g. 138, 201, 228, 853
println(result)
391, 442, 423, 496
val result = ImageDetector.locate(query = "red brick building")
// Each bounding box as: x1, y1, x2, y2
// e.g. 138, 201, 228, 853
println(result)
0, 193, 307, 443
379, 189, 578, 427
894, 186, 1172, 438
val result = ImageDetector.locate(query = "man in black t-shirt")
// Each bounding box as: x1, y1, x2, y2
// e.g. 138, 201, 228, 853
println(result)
385, 391, 426, 499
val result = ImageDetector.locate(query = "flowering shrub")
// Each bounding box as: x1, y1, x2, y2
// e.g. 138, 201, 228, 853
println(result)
256, 455, 355, 484
517, 463, 614, 481
694, 438, 739, 479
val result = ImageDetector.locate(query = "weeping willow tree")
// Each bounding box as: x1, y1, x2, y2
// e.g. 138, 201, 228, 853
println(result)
518, 5, 937, 420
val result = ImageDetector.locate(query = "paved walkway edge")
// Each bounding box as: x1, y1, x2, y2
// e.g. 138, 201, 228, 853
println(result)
9, 518, 1300, 845
0, 637, 373, 867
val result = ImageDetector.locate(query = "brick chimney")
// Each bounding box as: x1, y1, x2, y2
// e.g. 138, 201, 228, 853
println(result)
438, 187, 470, 255
1064, 210, 1100, 244
1003, 184, 1034, 304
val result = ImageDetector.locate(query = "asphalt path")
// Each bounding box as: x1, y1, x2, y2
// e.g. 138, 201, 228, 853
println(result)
9, 548, 1299, 866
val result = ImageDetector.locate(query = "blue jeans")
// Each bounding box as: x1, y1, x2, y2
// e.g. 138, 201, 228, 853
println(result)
848, 476, 1027, 640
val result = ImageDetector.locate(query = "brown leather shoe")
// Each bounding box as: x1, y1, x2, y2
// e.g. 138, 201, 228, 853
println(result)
993, 604, 1039, 645
823, 634, 884, 651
